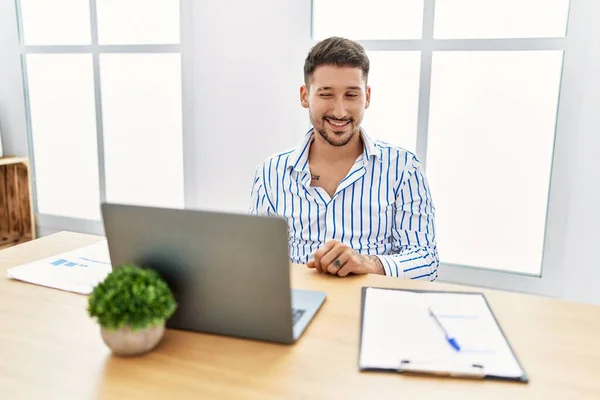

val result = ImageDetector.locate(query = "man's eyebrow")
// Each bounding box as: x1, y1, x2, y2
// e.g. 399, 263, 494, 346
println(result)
316, 86, 363, 91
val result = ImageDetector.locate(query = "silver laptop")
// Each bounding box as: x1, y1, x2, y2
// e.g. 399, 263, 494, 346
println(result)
100, 202, 326, 344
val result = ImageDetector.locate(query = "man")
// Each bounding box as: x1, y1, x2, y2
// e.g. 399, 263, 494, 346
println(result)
249, 37, 438, 280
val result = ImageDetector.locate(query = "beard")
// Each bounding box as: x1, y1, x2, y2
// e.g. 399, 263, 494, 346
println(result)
312, 114, 359, 147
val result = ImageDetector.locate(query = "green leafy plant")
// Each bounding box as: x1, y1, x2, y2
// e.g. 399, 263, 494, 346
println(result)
87, 265, 177, 331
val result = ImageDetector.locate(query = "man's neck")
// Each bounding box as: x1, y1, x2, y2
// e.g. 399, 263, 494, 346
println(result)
309, 129, 364, 165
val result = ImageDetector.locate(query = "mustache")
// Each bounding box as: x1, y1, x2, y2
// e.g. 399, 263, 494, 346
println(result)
323, 116, 354, 123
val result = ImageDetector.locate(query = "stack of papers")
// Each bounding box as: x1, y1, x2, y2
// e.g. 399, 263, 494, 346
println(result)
6, 241, 112, 295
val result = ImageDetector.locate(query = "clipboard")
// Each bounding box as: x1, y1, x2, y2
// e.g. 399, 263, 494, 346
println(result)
358, 286, 529, 383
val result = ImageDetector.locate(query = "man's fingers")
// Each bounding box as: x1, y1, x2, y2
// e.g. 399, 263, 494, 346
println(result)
336, 251, 356, 277
319, 241, 344, 269
313, 240, 339, 272
309, 259, 323, 273
325, 249, 351, 275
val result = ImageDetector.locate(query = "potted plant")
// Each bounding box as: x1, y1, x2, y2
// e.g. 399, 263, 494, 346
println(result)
87, 265, 177, 356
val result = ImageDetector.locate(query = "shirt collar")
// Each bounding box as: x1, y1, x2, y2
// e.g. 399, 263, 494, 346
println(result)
360, 127, 379, 161
288, 127, 381, 172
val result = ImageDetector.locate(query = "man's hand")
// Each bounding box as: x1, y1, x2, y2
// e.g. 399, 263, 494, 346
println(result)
306, 240, 385, 277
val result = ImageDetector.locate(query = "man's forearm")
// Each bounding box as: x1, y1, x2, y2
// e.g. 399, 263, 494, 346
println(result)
358, 254, 385, 275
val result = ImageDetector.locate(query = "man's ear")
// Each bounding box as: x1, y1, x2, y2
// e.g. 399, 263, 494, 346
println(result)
300, 85, 309, 109
365, 85, 371, 109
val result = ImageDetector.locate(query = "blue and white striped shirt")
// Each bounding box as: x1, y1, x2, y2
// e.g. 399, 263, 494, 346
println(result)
249, 129, 439, 281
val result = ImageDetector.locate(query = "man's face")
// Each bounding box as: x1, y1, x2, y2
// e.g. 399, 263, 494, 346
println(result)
301, 65, 370, 147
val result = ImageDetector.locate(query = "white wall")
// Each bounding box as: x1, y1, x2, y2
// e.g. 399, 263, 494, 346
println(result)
187, 0, 312, 213
0, 0, 28, 157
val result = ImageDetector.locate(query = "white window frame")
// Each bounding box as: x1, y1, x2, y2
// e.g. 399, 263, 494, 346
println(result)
312, 0, 585, 297
15, 0, 195, 237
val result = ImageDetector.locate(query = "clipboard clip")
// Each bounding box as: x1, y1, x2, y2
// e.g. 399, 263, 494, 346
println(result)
398, 360, 486, 379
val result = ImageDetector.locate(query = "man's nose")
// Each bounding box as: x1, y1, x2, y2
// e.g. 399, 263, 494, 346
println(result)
332, 98, 347, 119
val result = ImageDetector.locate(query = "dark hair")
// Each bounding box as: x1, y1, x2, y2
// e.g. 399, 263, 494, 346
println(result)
303, 36, 370, 86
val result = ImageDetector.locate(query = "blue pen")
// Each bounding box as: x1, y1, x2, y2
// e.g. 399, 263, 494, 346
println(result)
429, 308, 461, 352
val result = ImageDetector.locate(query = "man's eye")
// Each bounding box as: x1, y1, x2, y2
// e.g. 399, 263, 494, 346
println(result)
347, 93, 359, 98
320, 93, 333, 98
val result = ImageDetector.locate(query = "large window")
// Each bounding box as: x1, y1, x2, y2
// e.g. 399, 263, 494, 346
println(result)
17, 0, 184, 226
313, 0, 571, 284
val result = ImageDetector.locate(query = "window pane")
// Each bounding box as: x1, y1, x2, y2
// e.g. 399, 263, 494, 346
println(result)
313, 0, 424, 40
100, 54, 183, 208
19, 0, 92, 45
96, 0, 180, 45
426, 51, 563, 275
434, 0, 570, 39
361, 51, 420, 154
26, 54, 100, 219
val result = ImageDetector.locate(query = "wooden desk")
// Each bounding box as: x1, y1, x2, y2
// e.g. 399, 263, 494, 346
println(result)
1, 232, 599, 400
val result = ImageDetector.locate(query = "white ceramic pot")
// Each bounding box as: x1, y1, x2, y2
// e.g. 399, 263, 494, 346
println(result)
100, 322, 166, 356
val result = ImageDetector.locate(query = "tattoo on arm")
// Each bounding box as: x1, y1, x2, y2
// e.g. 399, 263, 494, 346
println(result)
369, 256, 385, 274
358, 254, 385, 275
311, 174, 320, 181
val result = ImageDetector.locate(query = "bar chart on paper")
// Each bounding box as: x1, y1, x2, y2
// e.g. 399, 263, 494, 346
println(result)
6, 241, 113, 294
49, 254, 111, 268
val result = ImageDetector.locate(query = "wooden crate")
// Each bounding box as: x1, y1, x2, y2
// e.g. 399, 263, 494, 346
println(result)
0, 157, 35, 250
